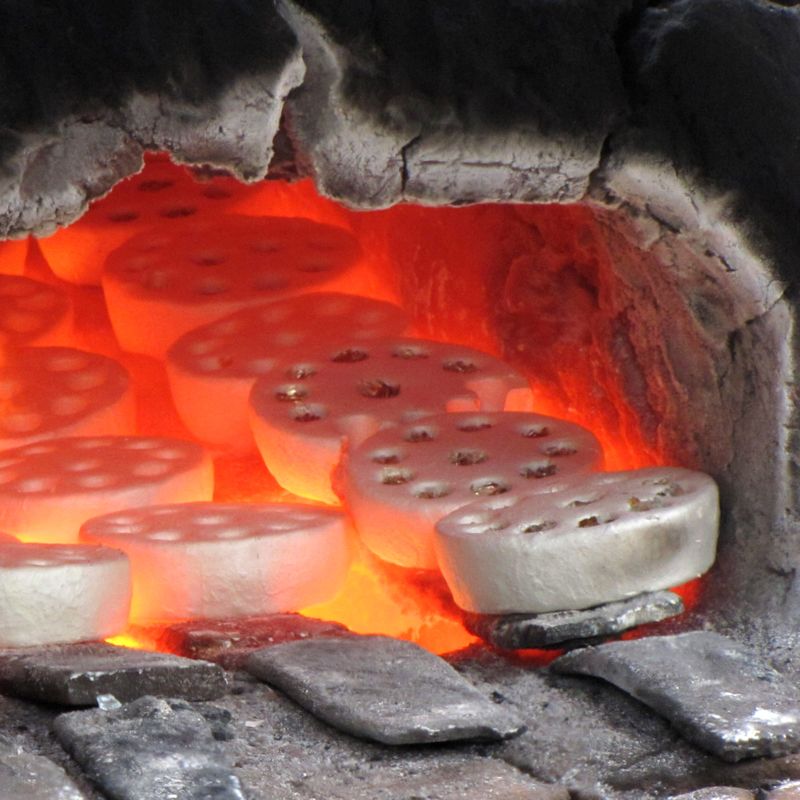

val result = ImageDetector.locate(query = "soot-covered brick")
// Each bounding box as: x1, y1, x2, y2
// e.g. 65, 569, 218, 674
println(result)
0, 0, 294, 160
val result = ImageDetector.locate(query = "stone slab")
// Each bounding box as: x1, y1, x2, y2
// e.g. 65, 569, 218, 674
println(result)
245, 634, 525, 745
463, 591, 684, 650
0, 751, 87, 800
552, 631, 800, 762
152, 612, 350, 669
211, 671, 568, 800
53, 696, 245, 800
0, 642, 226, 706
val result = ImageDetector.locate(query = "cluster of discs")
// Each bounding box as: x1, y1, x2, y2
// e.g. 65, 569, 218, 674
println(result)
0, 158, 375, 647
0, 155, 720, 649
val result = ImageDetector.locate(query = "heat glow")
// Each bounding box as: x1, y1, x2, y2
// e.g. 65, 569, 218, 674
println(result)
0, 153, 689, 656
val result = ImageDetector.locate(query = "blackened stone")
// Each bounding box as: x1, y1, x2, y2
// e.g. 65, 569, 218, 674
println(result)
245, 634, 525, 745
279, 0, 630, 206
152, 612, 350, 669
0, 1, 304, 239
0, 642, 226, 706
552, 631, 800, 762
53, 696, 244, 800
463, 591, 684, 650
0, 751, 87, 800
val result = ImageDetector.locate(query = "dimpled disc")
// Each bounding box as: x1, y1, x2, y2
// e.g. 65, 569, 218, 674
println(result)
102, 215, 361, 358
37, 156, 260, 286
80, 502, 351, 624
434, 466, 719, 614
166, 293, 411, 453
0, 542, 131, 647
249, 337, 534, 504
0, 347, 135, 451
343, 411, 602, 569
0, 274, 72, 347
0, 436, 213, 543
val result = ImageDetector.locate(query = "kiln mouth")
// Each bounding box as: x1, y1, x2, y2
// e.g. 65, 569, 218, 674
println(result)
1, 1, 800, 798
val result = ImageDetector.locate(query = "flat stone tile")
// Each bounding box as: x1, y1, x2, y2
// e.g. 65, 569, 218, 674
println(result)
53, 696, 245, 800
246, 634, 525, 745
151, 612, 349, 669
463, 591, 684, 650
0, 642, 226, 706
0, 751, 87, 800
450, 646, 800, 799
552, 631, 800, 762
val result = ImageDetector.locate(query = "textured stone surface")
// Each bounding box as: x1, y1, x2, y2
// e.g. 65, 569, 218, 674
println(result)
153, 613, 350, 669
278, 0, 628, 207
552, 632, 800, 762
463, 591, 684, 650
450, 646, 800, 800
0, 1, 303, 237
765, 781, 800, 799
0, 642, 226, 706
287, 759, 570, 800
246, 635, 524, 745
0, 751, 87, 800
54, 696, 244, 800
210, 671, 569, 800
593, 0, 800, 660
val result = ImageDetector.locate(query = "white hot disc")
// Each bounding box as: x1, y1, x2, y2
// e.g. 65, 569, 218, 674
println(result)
80, 502, 352, 624
102, 215, 362, 358
0, 542, 131, 647
0, 436, 213, 543
166, 292, 411, 453
434, 466, 719, 614
0, 275, 73, 347
0, 347, 135, 451
342, 411, 603, 569
248, 337, 535, 503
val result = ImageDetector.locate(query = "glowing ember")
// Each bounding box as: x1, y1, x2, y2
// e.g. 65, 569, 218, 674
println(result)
102, 215, 362, 358
248, 337, 534, 503
81, 502, 351, 624
434, 466, 719, 614
0, 347, 135, 451
0, 436, 213, 543
342, 411, 602, 569
0, 155, 703, 656
0, 275, 73, 347
0, 541, 130, 647
166, 292, 411, 453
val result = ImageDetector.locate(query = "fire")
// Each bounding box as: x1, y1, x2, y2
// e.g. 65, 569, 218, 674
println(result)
0, 154, 694, 656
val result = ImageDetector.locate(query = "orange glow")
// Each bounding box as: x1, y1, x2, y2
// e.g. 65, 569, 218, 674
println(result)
105, 633, 149, 650
11, 153, 701, 656
0, 237, 30, 276
301, 548, 478, 655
